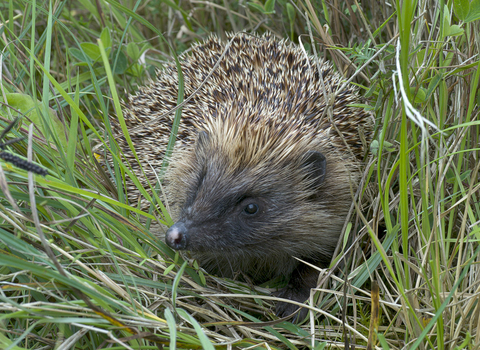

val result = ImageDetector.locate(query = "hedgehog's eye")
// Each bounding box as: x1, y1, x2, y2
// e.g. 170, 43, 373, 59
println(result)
244, 203, 259, 215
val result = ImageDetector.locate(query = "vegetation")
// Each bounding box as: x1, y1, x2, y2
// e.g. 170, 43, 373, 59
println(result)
1, 0, 479, 348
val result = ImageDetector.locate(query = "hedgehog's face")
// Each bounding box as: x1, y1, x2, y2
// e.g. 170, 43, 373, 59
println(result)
165, 129, 330, 255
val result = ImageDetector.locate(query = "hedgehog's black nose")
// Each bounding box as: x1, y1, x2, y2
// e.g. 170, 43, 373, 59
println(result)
166, 222, 188, 250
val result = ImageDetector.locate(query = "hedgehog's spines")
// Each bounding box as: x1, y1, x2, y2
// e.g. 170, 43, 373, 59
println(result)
110, 31, 372, 211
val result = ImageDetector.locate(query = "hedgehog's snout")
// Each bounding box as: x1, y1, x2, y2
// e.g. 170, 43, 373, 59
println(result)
166, 222, 188, 250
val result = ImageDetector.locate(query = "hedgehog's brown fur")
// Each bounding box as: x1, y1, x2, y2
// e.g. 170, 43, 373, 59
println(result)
111, 33, 373, 318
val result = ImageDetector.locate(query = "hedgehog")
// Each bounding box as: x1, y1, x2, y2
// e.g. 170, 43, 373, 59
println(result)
111, 33, 372, 318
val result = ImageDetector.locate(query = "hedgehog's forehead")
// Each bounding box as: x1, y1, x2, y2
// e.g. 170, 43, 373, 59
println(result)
198, 115, 318, 170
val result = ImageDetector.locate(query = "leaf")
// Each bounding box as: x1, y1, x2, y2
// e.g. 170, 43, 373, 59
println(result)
286, 3, 295, 22
343, 222, 352, 248
410, 87, 427, 103
444, 51, 455, 66
68, 47, 91, 63
100, 27, 111, 49
313, 342, 327, 350
377, 333, 391, 349
286, 3, 295, 39
370, 140, 379, 155
426, 73, 442, 100
5, 93, 67, 148
80, 42, 101, 61
459, 170, 472, 182
453, 0, 470, 20
443, 4, 451, 25
465, 0, 480, 22
112, 49, 127, 74
445, 24, 464, 36
198, 269, 206, 286
264, 0, 276, 14
126, 42, 140, 61
163, 263, 175, 275
441, 5, 462, 38
372, 10, 396, 39
164, 308, 177, 350
416, 49, 426, 67
127, 63, 143, 77
370, 140, 395, 156
445, 168, 456, 184
247, 2, 266, 13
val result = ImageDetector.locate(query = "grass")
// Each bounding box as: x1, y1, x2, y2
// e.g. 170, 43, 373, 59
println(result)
1, 0, 479, 348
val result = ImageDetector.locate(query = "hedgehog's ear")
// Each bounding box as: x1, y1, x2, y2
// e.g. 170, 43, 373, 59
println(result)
302, 150, 327, 190
195, 131, 209, 150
